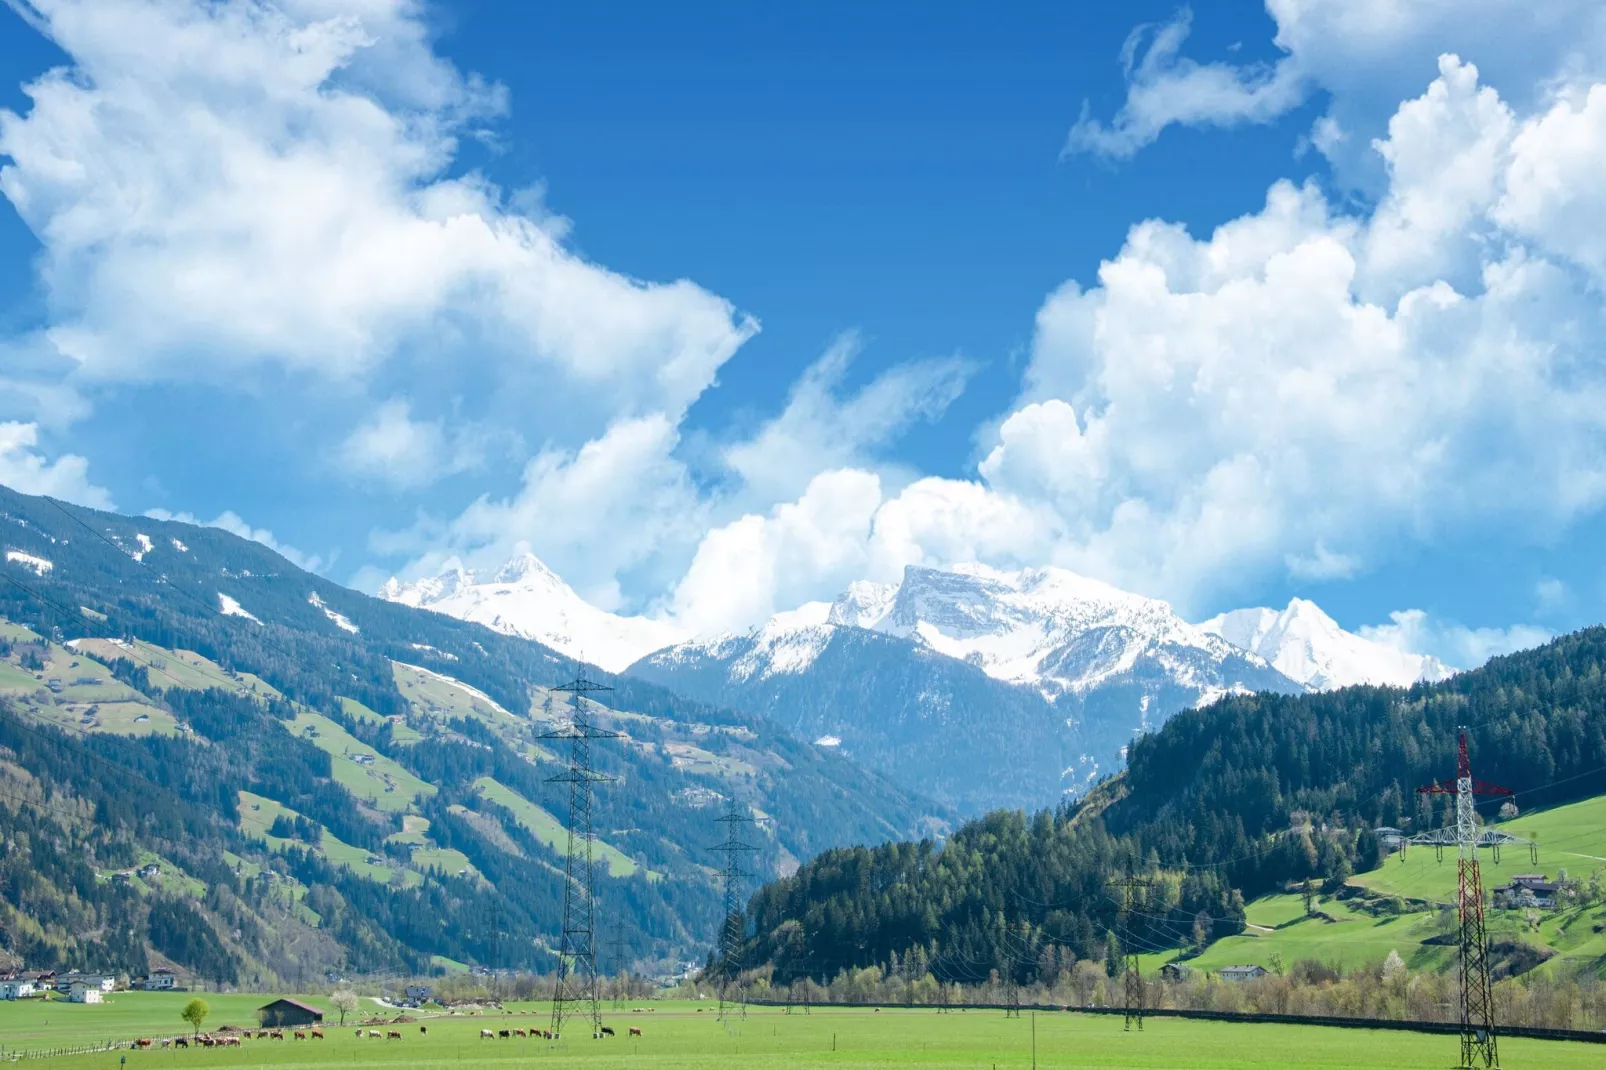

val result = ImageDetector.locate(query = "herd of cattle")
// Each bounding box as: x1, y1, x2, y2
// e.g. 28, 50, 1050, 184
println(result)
131, 1028, 331, 1048
130, 1021, 645, 1050
479, 1025, 643, 1039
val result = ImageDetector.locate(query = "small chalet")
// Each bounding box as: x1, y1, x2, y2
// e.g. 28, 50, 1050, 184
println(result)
1158, 963, 1194, 982
1217, 965, 1269, 982
405, 984, 433, 1002
1495, 875, 1562, 909
258, 998, 325, 1027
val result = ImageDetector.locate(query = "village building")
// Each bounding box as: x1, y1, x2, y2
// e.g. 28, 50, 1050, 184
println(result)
68, 982, 104, 1004
135, 968, 177, 991
258, 997, 324, 1027
1158, 962, 1194, 982
0, 978, 37, 1000
1217, 965, 1269, 982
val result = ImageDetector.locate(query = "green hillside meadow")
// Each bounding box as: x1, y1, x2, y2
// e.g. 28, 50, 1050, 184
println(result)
1141, 792, 1606, 979
3, 996, 1603, 1069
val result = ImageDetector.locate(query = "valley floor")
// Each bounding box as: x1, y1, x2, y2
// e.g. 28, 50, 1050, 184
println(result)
4, 997, 1604, 1069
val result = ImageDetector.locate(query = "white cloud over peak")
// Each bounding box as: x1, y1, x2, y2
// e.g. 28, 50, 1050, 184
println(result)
0, 0, 756, 425
336, 397, 501, 490
664, 54, 1606, 629
1359, 608, 1550, 670
0, 420, 111, 507
721, 331, 973, 505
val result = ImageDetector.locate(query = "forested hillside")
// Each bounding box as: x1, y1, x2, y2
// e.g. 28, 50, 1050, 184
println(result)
0, 485, 942, 986
740, 629, 1606, 985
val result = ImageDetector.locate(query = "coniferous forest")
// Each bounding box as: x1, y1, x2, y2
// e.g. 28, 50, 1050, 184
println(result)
740, 628, 1606, 986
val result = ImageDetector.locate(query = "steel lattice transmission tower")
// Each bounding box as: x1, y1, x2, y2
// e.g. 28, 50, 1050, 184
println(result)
1108, 876, 1153, 1032
540, 666, 621, 1040
1416, 728, 1510, 1070
709, 805, 760, 1020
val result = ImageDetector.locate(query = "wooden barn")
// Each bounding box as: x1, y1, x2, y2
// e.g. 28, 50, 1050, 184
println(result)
257, 997, 325, 1027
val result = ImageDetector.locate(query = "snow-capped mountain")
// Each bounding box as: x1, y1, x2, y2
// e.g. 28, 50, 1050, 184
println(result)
378, 554, 687, 673
632, 563, 1301, 810
831, 564, 1293, 707
1198, 598, 1455, 690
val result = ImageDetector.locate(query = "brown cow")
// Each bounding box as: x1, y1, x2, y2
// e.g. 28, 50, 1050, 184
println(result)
513, 1029, 526, 1038
293, 1031, 306, 1040
386, 1031, 402, 1040
224, 1037, 242, 1047
258, 1030, 270, 1039
134, 1038, 152, 1049
628, 1026, 642, 1037
311, 1029, 324, 1039
270, 1030, 285, 1040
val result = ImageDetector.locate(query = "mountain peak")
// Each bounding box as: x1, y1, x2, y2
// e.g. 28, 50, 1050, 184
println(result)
379, 552, 686, 673
1198, 598, 1454, 691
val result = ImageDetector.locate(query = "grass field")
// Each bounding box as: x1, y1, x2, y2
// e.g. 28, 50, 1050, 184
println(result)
2, 995, 1603, 1069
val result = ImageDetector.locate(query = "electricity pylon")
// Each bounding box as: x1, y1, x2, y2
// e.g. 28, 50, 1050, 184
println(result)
710, 805, 759, 1020
1416, 728, 1509, 1069
1108, 876, 1153, 1031
540, 666, 620, 1040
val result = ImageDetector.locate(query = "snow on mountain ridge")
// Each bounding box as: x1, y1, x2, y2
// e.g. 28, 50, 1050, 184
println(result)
378, 553, 687, 673
1198, 598, 1455, 690
851, 563, 1272, 700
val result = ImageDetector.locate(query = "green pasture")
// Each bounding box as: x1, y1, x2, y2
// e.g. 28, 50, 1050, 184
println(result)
287, 708, 434, 811
5, 996, 1605, 1069
236, 791, 416, 887
392, 661, 518, 727
473, 776, 650, 880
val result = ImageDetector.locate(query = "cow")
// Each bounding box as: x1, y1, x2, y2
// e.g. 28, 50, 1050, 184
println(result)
258, 1030, 270, 1039
270, 1030, 285, 1040
134, 1039, 152, 1049
480, 1029, 494, 1039
224, 1037, 242, 1047
513, 1029, 526, 1038
311, 1029, 324, 1039
173, 1038, 189, 1049
368, 1030, 382, 1038
354, 1029, 364, 1038
419, 1026, 428, 1035
600, 1027, 615, 1037
387, 1031, 402, 1040
628, 1027, 642, 1037
160, 1039, 172, 1049
293, 1031, 306, 1041
498, 1029, 510, 1039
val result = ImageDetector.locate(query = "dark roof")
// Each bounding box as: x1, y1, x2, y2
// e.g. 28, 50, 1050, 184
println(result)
260, 998, 324, 1016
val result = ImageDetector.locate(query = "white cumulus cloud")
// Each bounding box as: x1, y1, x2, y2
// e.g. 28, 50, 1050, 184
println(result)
0, 0, 756, 435
0, 420, 112, 507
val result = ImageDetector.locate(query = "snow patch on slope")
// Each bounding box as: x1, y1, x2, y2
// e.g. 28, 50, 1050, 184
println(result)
5, 550, 53, 575
1198, 598, 1454, 690
132, 533, 153, 561
379, 553, 686, 673
218, 592, 260, 624
307, 591, 359, 634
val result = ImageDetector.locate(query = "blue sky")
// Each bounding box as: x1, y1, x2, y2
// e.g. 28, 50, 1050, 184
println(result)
2, 0, 1605, 666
